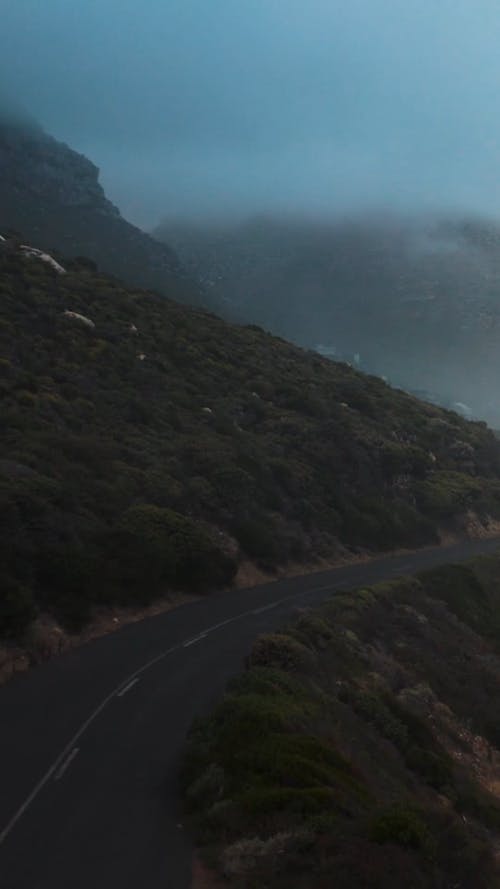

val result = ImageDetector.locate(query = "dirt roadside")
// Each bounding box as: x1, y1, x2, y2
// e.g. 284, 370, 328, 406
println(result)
2, 513, 500, 687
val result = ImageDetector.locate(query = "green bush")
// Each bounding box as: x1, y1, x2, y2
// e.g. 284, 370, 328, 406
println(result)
370, 804, 434, 853
107, 504, 236, 596
416, 471, 484, 517
239, 785, 335, 817
342, 686, 409, 750
227, 666, 307, 699
213, 692, 311, 753
248, 633, 317, 672
418, 563, 498, 641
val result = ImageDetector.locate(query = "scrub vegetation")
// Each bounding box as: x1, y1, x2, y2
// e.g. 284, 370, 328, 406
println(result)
183, 554, 500, 888
2, 239, 500, 642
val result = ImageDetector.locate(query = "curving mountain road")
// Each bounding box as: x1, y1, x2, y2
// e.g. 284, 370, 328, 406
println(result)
1, 536, 499, 889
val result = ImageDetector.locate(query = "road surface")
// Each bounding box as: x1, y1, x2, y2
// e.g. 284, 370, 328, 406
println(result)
1, 536, 499, 889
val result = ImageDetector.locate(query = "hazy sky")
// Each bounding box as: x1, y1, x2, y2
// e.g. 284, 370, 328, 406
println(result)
2, 0, 500, 227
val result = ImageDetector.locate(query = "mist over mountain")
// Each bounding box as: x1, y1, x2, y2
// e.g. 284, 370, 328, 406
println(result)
4, 2, 500, 227
3, 101, 500, 429
155, 214, 500, 426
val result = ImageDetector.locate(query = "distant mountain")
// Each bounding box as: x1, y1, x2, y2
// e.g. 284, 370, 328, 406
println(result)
155, 214, 500, 425
2, 237, 500, 642
0, 115, 201, 304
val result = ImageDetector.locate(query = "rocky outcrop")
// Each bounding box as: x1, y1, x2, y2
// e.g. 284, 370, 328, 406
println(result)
0, 116, 201, 304
0, 119, 119, 214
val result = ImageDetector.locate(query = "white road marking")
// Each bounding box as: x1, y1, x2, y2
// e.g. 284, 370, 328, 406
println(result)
201, 617, 236, 633
116, 678, 139, 698
0, 647, 175, 846
183, 633, 207, 648
0, 577, 355, 846
54, 748, 79, 782
6, 546, 496, 840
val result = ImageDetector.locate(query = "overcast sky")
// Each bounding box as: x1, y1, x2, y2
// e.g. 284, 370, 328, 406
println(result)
2, 0, 500, 228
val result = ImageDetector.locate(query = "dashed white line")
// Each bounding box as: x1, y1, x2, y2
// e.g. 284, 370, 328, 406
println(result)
54, 748, 79, 782
116, 678, 139, 698
0, 649, 175, 846
0, 578, 340, 846
2, 545, 499, 846
202, 617, 236, 633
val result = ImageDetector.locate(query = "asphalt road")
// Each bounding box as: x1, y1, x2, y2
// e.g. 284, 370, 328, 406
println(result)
1, 536, 499, 889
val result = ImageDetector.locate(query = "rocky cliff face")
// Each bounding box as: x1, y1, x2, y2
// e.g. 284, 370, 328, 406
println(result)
0, 117, 200, 304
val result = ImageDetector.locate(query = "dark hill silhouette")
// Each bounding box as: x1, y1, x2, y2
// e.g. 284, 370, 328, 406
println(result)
0, 115, 201, 305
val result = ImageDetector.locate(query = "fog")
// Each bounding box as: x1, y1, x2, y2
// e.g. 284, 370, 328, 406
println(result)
2, 0, 500, 228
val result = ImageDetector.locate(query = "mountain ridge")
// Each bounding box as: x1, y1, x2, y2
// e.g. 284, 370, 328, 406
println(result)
0, 116, 202, 305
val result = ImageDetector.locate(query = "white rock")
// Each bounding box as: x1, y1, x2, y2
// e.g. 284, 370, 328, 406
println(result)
20, 245, 66, 274
63, 310, 95, 329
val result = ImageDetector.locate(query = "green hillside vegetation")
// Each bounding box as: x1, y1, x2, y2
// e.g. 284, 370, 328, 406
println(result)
183, 554, 500, 888
2, 241, 500, 640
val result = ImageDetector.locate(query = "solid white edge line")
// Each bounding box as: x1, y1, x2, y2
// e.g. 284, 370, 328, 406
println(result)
116, 678, 140, 698
183, 635, 206, 648
0, 579, 340, 846
54, 748, 80, 782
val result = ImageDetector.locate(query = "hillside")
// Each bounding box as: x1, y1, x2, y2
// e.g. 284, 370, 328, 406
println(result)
0, 115, 201, 306
156, 214, 500, 426
2, 238, 500, 642
183, 554, 500, 888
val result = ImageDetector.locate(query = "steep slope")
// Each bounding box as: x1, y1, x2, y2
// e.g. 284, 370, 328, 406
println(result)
184, 554, 500, 888
156, 215, 500, 425
0, 115, 200, 304
2, 239, 500, 642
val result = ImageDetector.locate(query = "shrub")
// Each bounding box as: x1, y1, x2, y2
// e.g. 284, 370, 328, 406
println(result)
419, 563, 497, 640
231, 515, 284, 565
416, 471, 483, 517
227, 666, 306, 699
248, 633, 317, 673
239, 786, 335, 817
342, 686, 409, 750
107, 504, 236, 596
370, 804, 434, 853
